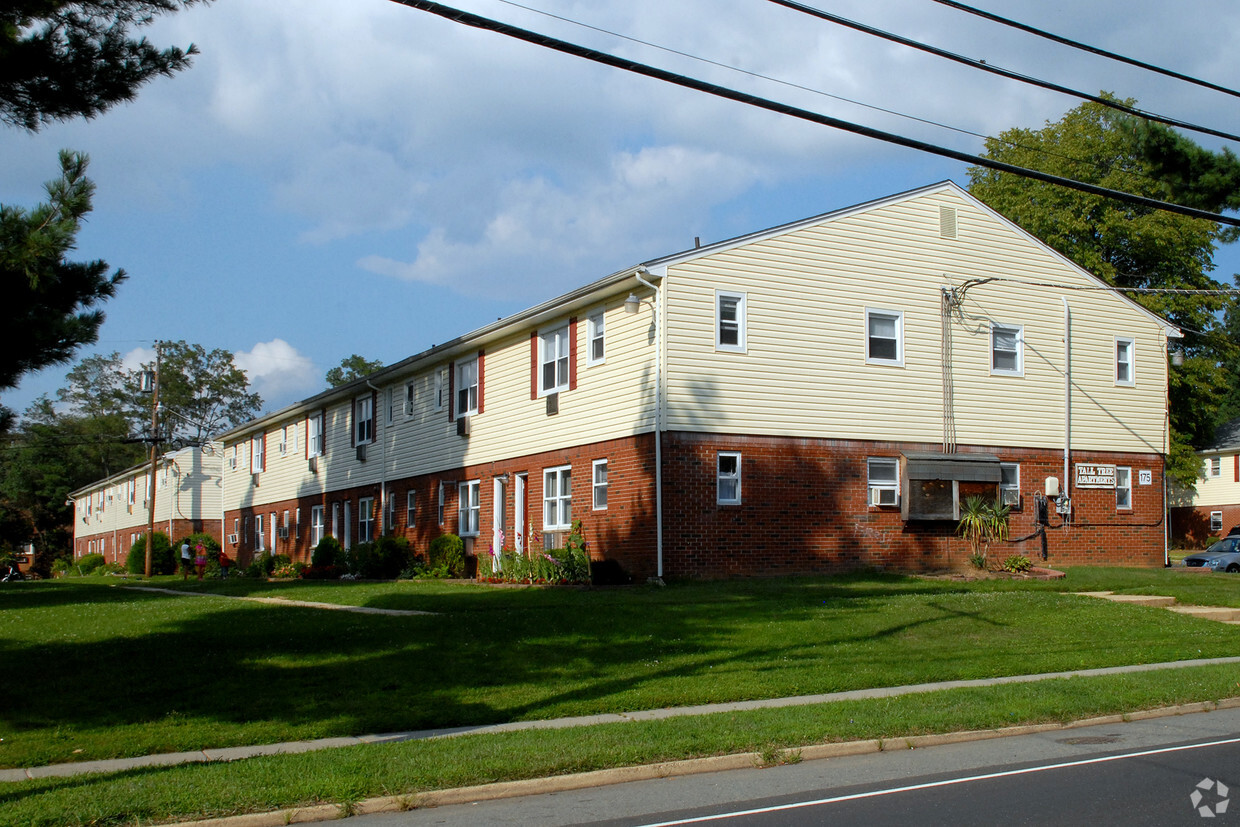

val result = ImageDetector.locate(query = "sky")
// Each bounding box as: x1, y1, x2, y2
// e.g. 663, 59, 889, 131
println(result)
4, 0, 1239, 419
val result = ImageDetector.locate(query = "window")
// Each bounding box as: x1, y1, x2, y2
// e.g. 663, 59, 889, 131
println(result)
543, 466, 572, 530
587, 312, 605, 365
355, 395, 374, 444
407, 490, 417, 527
251, 433, 265, 473
310, 505, 325, 547
991, 323, 1023, 375
1000, 463, 1021, 507
866, 308, 903, 365
282, 510, 290, 535
539, 325, 571, 394
331, 502, 339, 538
1211, 511, 1224, 532
867, 458, 899, 506
386, 387, 395, 424
343, 501, 352, 549
308, 410, 324, 457
459, 481, 480, 536
359, 497, 374, 543
1115, 337, 1135, 385
716, 290, 746, 352
456, 358, 479, 416
279, 425, 289, 456
717, 452, 741, 505
1209, 457, 1222, 478
1115, 466, 1132, 510
387, 495, 396, 534
405, 381, 416, 418
592, 459, 609, 510
255, 514, 265, 552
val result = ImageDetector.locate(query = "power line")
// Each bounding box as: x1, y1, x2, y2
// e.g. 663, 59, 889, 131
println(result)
763, 0, 1240, 145
389, 1, 1240, 228
930, 0, 1240, 100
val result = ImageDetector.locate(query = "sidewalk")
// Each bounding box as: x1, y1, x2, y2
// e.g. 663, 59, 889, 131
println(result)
6, 654, 1240, 783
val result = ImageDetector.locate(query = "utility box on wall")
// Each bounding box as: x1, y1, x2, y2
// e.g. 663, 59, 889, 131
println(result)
901, 452, 1002, 521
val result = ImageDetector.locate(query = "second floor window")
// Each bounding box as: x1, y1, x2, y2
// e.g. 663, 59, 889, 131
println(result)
716, 290, 746, 352
308, 411, 325, 457
355, 396, 374, 444
540, 326, 571, 394
866, 309, 903, 365
1116, 337, 1135, 385
991, 323, 1023, 375
456, 358, 479, 416
251, 433, 265, 473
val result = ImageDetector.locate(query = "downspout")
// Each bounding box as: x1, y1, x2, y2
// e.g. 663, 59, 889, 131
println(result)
635, 267, 663, 580
366, 380, 388, 536
1062, 298, 1071, 515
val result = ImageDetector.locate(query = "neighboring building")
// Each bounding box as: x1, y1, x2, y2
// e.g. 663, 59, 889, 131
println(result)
1170, 417, 1240, 547
69, 446, 224, 564
218, 182, 1178, 579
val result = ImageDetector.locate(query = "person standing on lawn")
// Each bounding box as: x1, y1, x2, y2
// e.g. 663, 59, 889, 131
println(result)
194, 544, 207, 580
181, 542, 192, 580
219, 550, 232, 579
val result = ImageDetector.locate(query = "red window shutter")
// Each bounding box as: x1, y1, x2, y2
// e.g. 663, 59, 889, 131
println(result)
569, 316, 578, 391
478, 350, 485, 414
447, 361, 455, 421
1234, 454, 1238, 483
530, 332, 538, 400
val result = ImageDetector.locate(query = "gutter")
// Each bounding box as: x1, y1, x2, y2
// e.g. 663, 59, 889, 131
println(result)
366, 379, 388, 537
634, 267, 664, 580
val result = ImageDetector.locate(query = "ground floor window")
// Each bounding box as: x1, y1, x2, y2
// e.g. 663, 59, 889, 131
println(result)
359, 497, 375, 543
1115, 467, 1132, 510
1211, 511, 1224, 532
867, 458, 899, 506
459, 481, 480, 536
717, 452, 741, 505
1000, 463, 1020, 507
592, 459, 608, 510
544, 466, 572, 530
310, 505, 325, 547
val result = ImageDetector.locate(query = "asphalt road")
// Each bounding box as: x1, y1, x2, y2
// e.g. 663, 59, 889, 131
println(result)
348, 707, 1240, 826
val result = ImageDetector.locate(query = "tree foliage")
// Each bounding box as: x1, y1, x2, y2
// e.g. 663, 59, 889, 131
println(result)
1, 150, 125, 392
968, 99, 1238, 489
145, 341, 262, 448
1, 1, 210, 130
325, 354, 384, 388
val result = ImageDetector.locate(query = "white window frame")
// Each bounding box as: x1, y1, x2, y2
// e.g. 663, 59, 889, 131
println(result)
867, 458, 900, 507
455, 358, 479, 417
1210, 511, 1224, 532
990, 322, 1024, 376
386, 386, 395, 425
255, 514, 265, 553
1115, 336, 1135, 386
310, 505, 325, 548
543, 465, 572, 531
1208, 456, 1222, 478
715, 290, 747, 353
355, 395, 374, 445
358, 497, 375, 543
999, 462, 1020, 508
587, 311, 605, 366
331, 502, 339, 538
251, 432, 265, 473
459, 481, 480, 537
437, 482, 446, 526
308, 411, 324, 458
1115, 466, 1132, 510
865, 308, 904, 366
717, 452, 741, 505
387, 495, 396, 535
435, 367, 449, 411
539, 324, 571, 395
343, 501, 352, 549
592, 459, 609, 510
407, 489, 417, 527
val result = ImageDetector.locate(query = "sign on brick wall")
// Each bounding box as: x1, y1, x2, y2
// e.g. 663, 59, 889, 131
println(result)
1075, 463, 1116, 488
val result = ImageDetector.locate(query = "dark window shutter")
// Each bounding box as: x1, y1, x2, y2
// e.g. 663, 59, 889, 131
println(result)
530, 332, 538, 399
478, 351, 485, 414
569, 316, 578, 391
447, 362, 455, 421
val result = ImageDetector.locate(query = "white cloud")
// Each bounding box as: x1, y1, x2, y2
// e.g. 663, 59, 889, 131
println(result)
233, 340, 318, 411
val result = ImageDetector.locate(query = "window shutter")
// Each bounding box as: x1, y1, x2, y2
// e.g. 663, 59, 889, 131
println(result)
304, 415, 309, 459
371, 389, 378, 438
530, 332, 538, 400
350, 400, 356, 448
477, 350, 485, 414
569, 317, 578, 391
447, 361, 455, 421
1235, 455, 1239, 483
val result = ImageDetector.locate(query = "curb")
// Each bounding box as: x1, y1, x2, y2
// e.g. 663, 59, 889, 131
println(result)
168, 696, 1240, 827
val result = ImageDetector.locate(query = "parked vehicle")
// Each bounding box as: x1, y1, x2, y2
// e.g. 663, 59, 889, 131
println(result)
1183, 536, 1240, 572
1, 564, 24, 582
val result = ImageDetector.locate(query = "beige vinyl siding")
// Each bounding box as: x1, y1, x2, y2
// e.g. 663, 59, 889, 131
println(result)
1194, 453, 1240, 506
75, 448, 222, 538
663, 189, 1168, 454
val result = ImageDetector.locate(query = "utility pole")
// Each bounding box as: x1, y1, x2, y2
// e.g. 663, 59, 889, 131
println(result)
144, 342, 162, 578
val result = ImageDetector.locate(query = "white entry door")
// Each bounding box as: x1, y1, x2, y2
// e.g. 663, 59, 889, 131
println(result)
514, 473, 527, 554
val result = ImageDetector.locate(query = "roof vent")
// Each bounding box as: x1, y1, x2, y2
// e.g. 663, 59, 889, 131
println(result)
939, 206, 958, 239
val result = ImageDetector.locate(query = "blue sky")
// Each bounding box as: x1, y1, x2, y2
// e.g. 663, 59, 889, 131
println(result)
4, 0, 1239, 417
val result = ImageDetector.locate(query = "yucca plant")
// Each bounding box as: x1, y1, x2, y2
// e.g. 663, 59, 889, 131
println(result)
957, 496, 1011, 569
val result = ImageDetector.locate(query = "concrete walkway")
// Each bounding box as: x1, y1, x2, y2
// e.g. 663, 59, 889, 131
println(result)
1074, 591, 1240, 624
119, 585, 435, 616
5, 654, 1240, 783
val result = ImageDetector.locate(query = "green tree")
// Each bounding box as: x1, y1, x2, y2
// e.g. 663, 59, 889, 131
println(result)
325, 354, 384, 388
1, 1, 210, 130
968, 99, 1236, 489
145, 341, 262, 448
1, 150, 125, 393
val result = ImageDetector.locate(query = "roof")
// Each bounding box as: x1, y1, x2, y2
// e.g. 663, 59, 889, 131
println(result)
67, 445, 205, 500
218, 180, 1181, 440
1204, 417, 1240, 452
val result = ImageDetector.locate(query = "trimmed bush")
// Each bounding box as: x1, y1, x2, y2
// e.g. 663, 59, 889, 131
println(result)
311, 536, 342, 569
73, 553, 107, 575
126, 532, 174, 575
428, 533, 465, 577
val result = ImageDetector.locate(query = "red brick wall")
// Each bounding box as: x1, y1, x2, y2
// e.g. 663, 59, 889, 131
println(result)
661, 433, 1166, 577
74, 519, 222, 564
1171, 505, 1240, 548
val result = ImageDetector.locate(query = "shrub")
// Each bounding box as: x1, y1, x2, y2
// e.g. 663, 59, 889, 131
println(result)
357, 535, 411, 580
246, 552, 278, 578
1001, 554, 1033, 573
428, 533, 465, 577
72, 553, 107, 576
312, 536, 342, 568
590, 559, 631, 586
126, 532, 174, 575
51, 556, 72, 576
301, 564, 343, 580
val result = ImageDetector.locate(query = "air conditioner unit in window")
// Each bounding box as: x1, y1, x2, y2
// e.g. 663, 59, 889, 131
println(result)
870, 488, 896, 507
405, 401, 415, 416
356, 444, 367, 462
456, 416, 471, 437
227, 533, 239, 545
308, 456, 318, 473
545, 392, 559, 416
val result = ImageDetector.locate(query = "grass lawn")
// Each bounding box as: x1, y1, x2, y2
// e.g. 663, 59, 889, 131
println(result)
2, 567, 1238, 773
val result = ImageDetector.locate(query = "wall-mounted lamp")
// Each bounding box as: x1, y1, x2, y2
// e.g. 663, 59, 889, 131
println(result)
624, 293, 641, 314
1170, 348, 1185, 367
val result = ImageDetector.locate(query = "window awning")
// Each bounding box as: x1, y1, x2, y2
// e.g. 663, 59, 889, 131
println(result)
902, 452, 1001, 482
